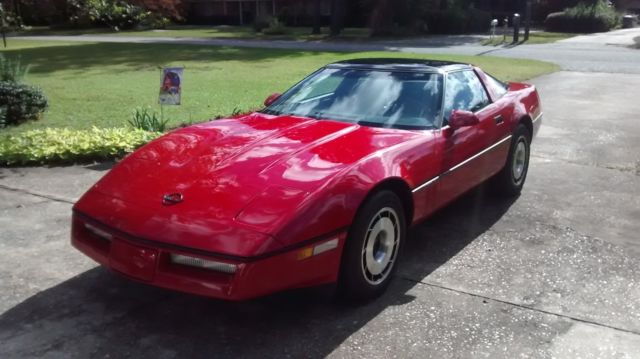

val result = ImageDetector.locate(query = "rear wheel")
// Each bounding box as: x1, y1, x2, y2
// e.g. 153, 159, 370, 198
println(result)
339, 191, 406, 302
492, 124, 531, 197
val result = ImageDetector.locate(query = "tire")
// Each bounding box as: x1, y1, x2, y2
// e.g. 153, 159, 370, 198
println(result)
492, 124, 531, 197
338, 190, 406, 302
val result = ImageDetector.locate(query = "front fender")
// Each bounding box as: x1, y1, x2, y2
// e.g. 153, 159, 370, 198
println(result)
269, 136, 433, 249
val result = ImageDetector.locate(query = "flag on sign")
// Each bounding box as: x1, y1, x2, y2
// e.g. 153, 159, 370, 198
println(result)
159, 67, 183, 105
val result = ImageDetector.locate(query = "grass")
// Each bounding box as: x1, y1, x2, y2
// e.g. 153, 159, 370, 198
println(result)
0, 39, 558, 135
482, 31, 576, 46
18, 25, 371, 41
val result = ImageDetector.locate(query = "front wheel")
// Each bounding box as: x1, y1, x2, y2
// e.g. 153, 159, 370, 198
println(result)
492, 124, 531, 197
338, 190, 406, 302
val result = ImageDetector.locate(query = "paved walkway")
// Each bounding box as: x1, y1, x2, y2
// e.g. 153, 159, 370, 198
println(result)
559, 27, 640, 46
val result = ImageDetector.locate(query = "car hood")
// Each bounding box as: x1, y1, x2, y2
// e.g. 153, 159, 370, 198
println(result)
76, 112, 420, 256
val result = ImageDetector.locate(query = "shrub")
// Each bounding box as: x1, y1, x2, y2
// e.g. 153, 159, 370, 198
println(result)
0, 81, 48, 127
466, 8, 492, 33
253, 14, 273, 32
133, 0, 186, 20
0, 54, 29, 83
545, 1, 620, 33
141, 13, 172, 29
0, 127, 161, 165
426, 7, 491, 34
0, 4, 22, 32
262, 18, 288, 35
87, 0, 151, 30
129, 107, 169, 132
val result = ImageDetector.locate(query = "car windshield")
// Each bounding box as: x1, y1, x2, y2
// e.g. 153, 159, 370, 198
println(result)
262, 68, 444, 130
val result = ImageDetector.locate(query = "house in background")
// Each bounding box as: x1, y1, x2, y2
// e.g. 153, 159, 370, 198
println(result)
186, 0, 332, 25
621, 0, 640, 13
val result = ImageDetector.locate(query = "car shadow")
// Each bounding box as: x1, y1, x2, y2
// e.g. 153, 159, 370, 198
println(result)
0, 185, 517, 358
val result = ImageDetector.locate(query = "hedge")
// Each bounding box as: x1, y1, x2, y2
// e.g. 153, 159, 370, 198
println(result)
545, 1, 619, 33
0, 127, 161, 165
426, 7, 492, 35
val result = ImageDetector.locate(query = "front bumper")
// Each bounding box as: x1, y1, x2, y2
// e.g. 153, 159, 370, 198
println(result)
71, 214, 346, 300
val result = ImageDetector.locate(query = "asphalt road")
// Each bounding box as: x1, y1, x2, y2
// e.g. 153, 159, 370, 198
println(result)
1, 35, 640, 358
15, 27, 640, 73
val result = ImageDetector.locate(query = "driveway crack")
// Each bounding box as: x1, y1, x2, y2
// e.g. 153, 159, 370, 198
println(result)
531, 154, 640, 176
402, 276, 640, 336
0, 184, 75, 204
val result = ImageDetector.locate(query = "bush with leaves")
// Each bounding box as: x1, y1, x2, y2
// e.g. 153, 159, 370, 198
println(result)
0, 81, 48, 127
0, 127, 161, 165
64, 0, 182, 29
545, 0, 620, 33
87, 0, 150, 30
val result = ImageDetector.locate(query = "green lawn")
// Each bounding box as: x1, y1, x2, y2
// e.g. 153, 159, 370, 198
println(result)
0, 39, 558, 134
482, 31, 576, 46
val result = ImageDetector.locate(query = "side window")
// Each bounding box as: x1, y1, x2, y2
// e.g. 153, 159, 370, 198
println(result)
443, 70, 491, 125
484, 72, 508, 99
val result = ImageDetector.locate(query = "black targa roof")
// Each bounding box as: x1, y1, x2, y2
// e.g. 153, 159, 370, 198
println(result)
327, 58, 472, 72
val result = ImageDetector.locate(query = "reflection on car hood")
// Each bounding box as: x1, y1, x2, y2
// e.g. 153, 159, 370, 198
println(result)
96, 112, 420, 206
77, 112, 421, 254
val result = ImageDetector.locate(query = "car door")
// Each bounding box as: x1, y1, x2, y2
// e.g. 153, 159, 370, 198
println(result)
434, 70, 497, 208
475, 68, 516, 175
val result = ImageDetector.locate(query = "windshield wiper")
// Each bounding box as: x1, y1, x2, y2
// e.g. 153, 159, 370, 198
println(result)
307, 111, 325, 120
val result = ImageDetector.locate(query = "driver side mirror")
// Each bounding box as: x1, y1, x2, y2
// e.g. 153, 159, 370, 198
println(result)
264, 93, 281, 107
449, 110, 480, 130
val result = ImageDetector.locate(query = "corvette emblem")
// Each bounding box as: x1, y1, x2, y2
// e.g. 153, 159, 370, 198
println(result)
162, 193, 184, 205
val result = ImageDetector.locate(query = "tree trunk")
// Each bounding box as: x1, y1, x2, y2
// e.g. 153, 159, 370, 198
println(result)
368, 0, 394, 37
12, 0, 21, 20
330, 0, 344, 36
312, 0, 321, 34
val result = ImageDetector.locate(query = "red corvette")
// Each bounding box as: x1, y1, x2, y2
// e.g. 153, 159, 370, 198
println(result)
72, 59, 541, 301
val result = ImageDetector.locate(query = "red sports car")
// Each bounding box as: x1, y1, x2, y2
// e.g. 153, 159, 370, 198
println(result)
72, 59, 542, 301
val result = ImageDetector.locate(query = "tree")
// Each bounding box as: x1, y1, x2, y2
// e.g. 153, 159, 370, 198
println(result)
366, 0, 431, 36
132, 0, 185, 19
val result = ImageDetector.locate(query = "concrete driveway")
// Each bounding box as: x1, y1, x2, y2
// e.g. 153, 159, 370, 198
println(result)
3, 28, 640, 356
1, 69, 639, 357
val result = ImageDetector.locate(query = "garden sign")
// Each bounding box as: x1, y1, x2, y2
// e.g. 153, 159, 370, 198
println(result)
159, 67, 183, 106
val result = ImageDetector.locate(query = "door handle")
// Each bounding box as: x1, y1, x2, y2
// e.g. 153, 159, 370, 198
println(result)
494, 115, 504, 124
